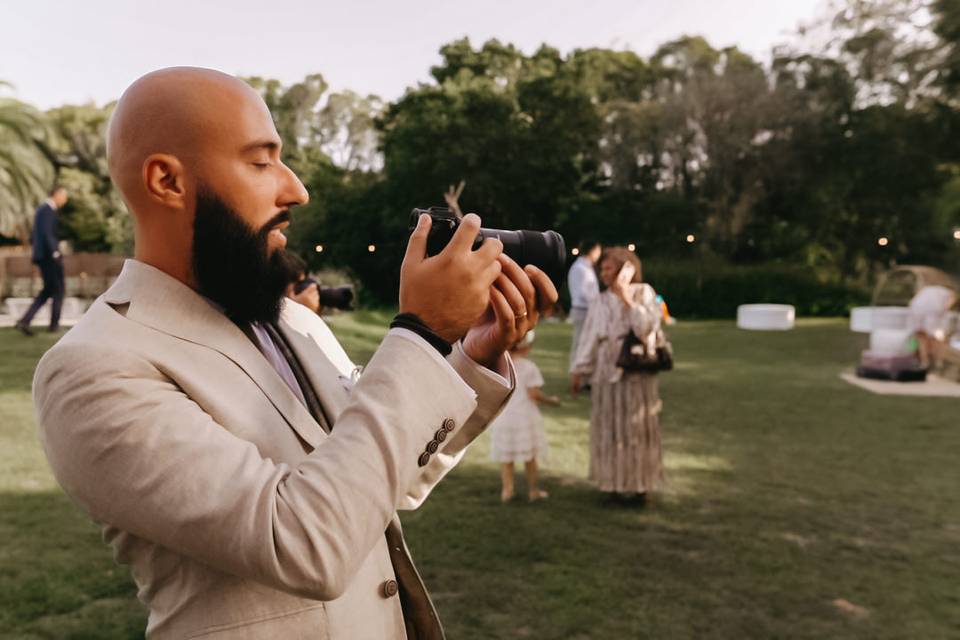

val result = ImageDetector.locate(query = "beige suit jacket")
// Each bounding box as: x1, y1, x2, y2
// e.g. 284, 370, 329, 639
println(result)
33, 260, 513, 639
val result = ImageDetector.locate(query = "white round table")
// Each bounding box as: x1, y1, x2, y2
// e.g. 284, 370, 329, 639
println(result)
736, 304, 796, 331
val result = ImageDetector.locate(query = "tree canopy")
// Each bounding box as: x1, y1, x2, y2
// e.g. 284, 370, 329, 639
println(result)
2, 0, 958, 306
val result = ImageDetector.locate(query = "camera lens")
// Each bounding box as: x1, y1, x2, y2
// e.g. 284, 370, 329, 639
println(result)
410, 208, 567, 286
477, 228, 567, 285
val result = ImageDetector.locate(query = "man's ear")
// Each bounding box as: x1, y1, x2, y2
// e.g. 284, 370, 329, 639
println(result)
143, 154, 188, 209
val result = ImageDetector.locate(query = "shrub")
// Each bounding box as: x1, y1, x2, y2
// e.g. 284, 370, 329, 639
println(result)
640, 259, 869, 319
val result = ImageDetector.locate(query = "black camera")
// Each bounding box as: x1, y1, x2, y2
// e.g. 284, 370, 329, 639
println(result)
409, 207, 567, 285
294, 278, 355, 311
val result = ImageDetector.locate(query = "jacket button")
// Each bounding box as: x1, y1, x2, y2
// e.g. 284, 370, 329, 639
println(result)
425, 440, 439, 454
434, 428, 447, 443
418, 452, 431, 467
442, 418, 455, 432
382, 579, 399, 598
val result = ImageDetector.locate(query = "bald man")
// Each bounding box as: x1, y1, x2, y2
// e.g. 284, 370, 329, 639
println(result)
33, 67, 557, 640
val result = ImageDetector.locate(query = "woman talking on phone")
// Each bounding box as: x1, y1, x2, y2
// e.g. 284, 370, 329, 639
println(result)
570, 247, 665, 506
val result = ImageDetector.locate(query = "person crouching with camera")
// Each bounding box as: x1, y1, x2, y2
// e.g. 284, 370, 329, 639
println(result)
283, 252, 323, 314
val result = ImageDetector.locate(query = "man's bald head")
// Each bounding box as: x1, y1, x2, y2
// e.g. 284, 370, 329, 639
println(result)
107, 67, 270, 210
106, 67, 308, 303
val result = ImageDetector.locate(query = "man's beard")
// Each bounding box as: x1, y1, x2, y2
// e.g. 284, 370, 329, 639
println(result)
192, 187, 293, 325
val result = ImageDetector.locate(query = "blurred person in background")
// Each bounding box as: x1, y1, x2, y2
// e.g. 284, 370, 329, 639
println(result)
566, 239, 601, 370
15, 186, 69, 336
283, 251, 322, 314
908, 285, 958, 368
570, 247, 664, 506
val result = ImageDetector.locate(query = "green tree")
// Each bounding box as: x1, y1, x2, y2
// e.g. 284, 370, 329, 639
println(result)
317, 90, 384, 171
791, 0, 945, 106
757, 1, 959, 279
41, 103, 132, 254
379, 38, 601, 231
934, 0, 960, 96
246, 75, 385, 177
0, 87, 54, 241
648, 38, 772, 250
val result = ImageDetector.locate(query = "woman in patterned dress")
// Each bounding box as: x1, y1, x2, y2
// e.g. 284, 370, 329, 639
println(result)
570, 247, 664, 505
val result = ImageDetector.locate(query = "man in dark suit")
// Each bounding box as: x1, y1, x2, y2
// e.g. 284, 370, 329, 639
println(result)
16, 186, 69, 336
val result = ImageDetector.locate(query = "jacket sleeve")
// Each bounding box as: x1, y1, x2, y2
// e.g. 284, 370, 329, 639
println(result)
33, 333, 479, 602
399, 340, 514, 510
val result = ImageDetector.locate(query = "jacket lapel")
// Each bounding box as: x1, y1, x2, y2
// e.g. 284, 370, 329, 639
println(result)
103, 260, 324, 449
276, 306, 354, 424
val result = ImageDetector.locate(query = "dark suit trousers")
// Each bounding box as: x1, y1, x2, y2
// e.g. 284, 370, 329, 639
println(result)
20, 258, 65, 329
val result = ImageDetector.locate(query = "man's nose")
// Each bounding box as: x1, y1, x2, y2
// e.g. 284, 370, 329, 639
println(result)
279, 163, 309, 207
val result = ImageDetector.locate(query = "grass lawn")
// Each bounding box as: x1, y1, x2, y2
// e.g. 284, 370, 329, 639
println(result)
1, 315, 958, 639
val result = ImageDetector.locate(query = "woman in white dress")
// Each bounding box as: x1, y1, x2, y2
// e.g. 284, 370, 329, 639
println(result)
570, 247, 664, 505
489, 332, 560, 502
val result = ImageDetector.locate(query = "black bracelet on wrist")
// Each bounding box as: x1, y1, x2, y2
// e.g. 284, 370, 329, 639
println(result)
390, 313, 453, 356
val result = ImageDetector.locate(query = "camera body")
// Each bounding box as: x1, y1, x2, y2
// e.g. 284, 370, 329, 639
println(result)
294, 278, 355, 311
409, 207, 566, 285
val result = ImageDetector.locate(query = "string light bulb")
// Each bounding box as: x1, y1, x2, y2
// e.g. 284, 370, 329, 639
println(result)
315, 244, 324, 253
953, 229, 960, 241
878, 237, 889, 247
686, 234, 696, 243
571, 248, 580, 256
627, 243, 636, 252
367, 244, 376, 253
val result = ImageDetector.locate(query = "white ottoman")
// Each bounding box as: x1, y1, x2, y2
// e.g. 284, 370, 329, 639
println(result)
850, 307, 873, 333
850, 306, 911, 332
870, 306, 910, 330
737, 304, 796, 331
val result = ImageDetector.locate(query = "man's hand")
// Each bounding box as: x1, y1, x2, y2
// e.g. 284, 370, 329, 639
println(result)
291, 282, 321, 314
400, 213, 503, 343
462, 255, 559, 370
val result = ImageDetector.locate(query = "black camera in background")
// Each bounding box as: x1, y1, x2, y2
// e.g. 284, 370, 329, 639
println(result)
294, 278, 355, 311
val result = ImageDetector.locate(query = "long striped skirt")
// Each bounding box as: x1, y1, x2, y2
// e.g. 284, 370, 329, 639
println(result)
589, 373, 664, 493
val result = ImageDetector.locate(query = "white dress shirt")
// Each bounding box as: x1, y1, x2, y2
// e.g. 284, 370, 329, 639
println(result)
567, 257, 600, 309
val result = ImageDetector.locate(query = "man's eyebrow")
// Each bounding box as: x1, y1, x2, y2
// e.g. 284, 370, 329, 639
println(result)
240, 140, 281, 153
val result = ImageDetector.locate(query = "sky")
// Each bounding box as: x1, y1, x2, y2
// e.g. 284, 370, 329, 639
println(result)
1, 0, 826, 109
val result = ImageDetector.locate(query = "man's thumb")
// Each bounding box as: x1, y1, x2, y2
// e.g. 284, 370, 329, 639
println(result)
403, 214, 432, 265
